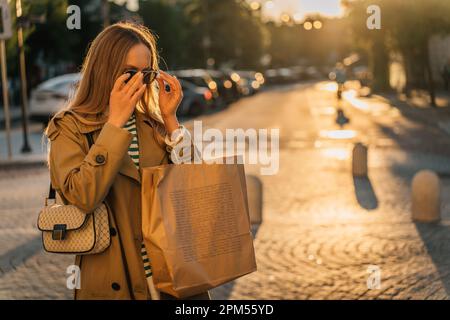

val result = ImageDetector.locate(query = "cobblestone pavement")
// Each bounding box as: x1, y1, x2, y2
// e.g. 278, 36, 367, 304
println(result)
1, 81, 450, 299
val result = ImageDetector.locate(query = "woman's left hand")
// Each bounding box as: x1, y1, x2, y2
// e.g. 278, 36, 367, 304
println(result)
156, 70, 182, 118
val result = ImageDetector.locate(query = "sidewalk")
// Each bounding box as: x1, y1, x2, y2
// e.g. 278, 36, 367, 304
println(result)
2, 80, 450, 299
0, 122, 47, 169
0, 106, 23, 129
373, 90, 450, 135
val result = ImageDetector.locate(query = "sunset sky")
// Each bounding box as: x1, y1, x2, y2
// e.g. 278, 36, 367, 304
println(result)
258, 0, 344, 21
115, 0, 345, 21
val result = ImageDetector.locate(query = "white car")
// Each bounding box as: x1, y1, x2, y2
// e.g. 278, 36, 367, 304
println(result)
29, 73, 81, 125
29, 73, 213, 124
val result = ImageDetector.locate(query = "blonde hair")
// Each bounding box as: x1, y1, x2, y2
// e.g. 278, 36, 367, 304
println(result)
67, 21, 164, 127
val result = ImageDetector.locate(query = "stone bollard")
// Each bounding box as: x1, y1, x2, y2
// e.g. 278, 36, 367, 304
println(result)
246, 175, 263, 225
352, 143, 368, 177
411, 170, 441, 223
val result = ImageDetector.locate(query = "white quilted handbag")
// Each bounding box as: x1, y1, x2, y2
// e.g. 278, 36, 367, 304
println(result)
37, 132, 111, 255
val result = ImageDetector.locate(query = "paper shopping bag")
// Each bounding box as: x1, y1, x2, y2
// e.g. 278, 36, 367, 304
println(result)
141, 161, 257, 298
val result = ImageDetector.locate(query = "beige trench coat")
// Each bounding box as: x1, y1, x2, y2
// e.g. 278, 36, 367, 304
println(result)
44, 109, 210, 300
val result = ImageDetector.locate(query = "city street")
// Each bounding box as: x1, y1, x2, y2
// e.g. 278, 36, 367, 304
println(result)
1, 81, 450, 299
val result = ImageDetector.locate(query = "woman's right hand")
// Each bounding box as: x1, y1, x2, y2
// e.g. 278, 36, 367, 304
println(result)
107, 71, 147, 128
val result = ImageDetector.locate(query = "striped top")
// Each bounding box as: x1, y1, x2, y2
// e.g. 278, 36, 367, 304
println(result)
124, 112, 159, 300
124, 113, 140, 167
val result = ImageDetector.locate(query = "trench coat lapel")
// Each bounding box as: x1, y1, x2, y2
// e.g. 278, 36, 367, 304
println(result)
135, 110, 168, 170
75, 110, 167, 185
76, 113, 141, 184
119, 153, 141, 183
114, 111, 168, 184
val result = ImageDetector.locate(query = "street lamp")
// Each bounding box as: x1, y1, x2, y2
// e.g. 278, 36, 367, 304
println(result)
0, 0, 13, 159
16, 0, 32, 153
101, 0, 110, 27
202, 0, 211, 70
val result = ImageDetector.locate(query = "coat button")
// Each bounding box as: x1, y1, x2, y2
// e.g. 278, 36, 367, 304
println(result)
95, 154, 105, 164
110, 227, 117, 236
111, 282, 121, 291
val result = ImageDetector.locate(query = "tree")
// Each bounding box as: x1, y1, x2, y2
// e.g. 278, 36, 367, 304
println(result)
345, 0, 450, 104
181, 0, 266, 69
344, 0, 390, 92
139, 0, 189, 69
384, 0, 450, 106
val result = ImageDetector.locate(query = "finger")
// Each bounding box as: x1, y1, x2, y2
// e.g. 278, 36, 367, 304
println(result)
158, 71, 177, 89
113, 73, 131, 91
131, 83, 147, 104
167, 73, 182, 92
162, 76, 180, 94
172, 76, 182, 92
159, 71, 178, 88
156, 77, 171, 95
156, 76, 164, 89
125, 72, 144, 96
158, 79, 182, 102
123, 71, 141, 94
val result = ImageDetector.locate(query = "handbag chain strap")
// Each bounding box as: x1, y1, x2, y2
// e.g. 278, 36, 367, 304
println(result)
47, 132, 95, 203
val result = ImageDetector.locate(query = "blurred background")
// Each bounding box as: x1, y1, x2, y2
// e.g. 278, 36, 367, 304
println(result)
0, 0, 448, 129
0, 0, 450, 300
1, 0, 449, 124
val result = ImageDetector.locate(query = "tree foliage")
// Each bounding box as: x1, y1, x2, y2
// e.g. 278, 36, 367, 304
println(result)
345, 0, 450, 98
179, 0, 266, 69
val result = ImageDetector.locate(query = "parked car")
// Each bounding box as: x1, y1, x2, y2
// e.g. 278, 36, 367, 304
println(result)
208, 69, 240, 103
264, 68, 296, 84
29, 70, 231, 124
178, 79, 213, 116
289, 66, 307, 81
236, 73, 250, 96
234, 70, 264, 96
304, 66, 321, 80
264, 69, 278, 85
29, 73, 80, 126
171, 69, 224, 108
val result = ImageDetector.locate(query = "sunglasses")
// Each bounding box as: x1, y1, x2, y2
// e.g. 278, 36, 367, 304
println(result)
123, 68, 159, 85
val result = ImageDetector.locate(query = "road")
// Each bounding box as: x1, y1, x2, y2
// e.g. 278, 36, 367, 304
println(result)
1, 81, 450, 299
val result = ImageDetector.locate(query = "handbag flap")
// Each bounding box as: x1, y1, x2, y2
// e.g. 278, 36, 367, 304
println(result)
37, 203, 90, 231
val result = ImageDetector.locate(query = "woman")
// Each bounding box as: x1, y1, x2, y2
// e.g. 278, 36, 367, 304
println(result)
44, 22, 210, 300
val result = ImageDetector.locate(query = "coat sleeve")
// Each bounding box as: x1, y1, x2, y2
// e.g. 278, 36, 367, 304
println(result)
46, 116, 133, 213
164, 125, 201, 164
